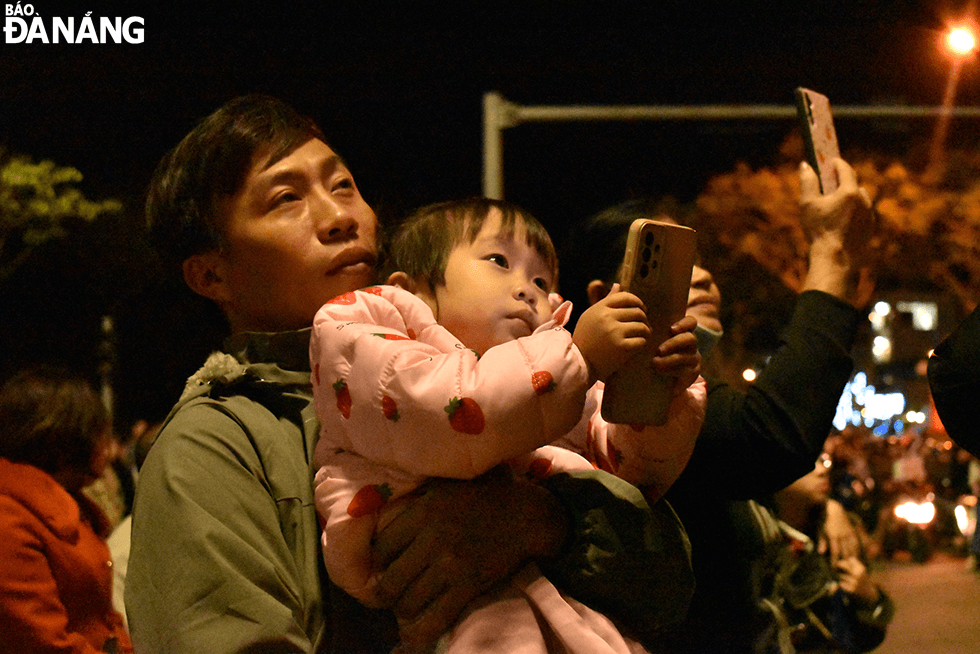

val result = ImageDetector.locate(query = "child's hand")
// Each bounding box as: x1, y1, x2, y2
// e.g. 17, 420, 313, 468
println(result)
572, 284, 651, 383
651, 315, 701, 395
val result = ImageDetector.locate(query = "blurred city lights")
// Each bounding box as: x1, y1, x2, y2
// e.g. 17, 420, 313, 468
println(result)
895, 499, 936, 525
872, 335, 892, 362
904, 410, 927, 424
834, 372, 909, 432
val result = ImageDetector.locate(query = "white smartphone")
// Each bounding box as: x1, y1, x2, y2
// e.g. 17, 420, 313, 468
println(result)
600, 219, 697, 426
795, 87, 841, 194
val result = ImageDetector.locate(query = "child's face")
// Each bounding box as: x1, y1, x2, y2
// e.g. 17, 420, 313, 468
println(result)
419, 210, 555, 354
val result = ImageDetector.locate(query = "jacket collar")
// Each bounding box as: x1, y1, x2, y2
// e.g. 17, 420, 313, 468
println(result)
0, 458, 81, 541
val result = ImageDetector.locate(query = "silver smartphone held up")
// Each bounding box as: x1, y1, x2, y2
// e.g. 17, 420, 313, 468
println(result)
795, 87, 841, 194
600, 219, 697, 426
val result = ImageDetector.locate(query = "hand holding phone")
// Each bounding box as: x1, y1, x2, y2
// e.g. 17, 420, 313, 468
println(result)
600, 219, 697, 426
796, 87, 840, 194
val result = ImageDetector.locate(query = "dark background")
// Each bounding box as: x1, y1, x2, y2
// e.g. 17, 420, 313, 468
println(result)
2, 0, 977, 422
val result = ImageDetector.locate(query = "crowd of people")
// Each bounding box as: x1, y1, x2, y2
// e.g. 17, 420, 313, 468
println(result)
4, 92, 980, 653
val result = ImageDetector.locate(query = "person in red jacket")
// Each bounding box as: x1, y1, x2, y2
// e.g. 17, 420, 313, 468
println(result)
0, 365, 133, 654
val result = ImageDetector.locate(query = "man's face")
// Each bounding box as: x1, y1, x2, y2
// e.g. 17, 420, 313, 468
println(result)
783, 455, 833, 507
211, 139, 378, 333
686, 265, 722, 333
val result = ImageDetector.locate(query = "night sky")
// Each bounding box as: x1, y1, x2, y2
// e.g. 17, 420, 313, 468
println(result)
2, 0, 977, 408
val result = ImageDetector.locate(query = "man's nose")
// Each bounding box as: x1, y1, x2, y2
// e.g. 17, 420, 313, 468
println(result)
691, 266, 713, 288
313, 193, 358, 242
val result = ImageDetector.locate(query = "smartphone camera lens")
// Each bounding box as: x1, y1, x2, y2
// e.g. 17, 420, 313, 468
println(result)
644, 232, 654, 246
642, 247, 651, 262
640, 263, 649, 278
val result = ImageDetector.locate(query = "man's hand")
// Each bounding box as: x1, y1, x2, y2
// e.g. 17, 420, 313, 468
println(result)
820, 498, 861, 563
573, 283, 651, 382
800, 158, 877, 307
834, 556, 880, 605
371, 466, 567, 651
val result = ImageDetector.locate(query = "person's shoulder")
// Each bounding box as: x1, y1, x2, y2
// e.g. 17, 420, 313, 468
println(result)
314, 285, 436, 337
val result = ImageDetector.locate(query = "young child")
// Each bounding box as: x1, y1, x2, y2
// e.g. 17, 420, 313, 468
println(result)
311, 198, 707, 653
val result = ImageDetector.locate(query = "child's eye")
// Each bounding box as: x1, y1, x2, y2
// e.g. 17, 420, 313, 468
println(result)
534, 277, 549, 291
487, 254, 509, 268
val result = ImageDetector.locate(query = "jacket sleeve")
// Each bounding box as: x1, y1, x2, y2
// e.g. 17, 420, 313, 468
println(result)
670, 291, 860, 500
538, 471, 696, 639
126, 400, 324, 654
555, 379, 707, 499
311, 287, 591, 480
585, 378, 706, 499
313, 452, 420, 606
928, 304, 980, 459
0, 500, 106, 654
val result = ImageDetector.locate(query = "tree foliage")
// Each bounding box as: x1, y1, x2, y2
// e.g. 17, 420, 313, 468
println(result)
0, 150, 122, 283
686, 136, 980, 387
693, 137, 980, 313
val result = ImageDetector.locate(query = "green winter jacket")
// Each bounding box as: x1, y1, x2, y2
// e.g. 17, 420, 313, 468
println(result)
126, 328, 693, 653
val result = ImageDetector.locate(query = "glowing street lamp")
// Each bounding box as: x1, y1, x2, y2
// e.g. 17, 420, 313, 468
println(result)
946, 25, 978, 57
929, 22, 979, 175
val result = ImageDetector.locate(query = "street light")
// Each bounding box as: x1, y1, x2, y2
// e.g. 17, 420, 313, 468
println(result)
929, 21, 979, 176
946, 24, 978, 58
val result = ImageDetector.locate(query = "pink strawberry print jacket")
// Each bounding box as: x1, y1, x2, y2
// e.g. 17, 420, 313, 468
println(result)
310, 285, 706, 605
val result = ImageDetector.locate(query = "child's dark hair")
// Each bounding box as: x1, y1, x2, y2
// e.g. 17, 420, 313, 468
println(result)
145, 94, 326, 272
0, 366, 109, 477
390, 197, 559, 290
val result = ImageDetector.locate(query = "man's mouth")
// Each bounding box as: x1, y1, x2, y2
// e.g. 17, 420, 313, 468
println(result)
328, 247, 376, 275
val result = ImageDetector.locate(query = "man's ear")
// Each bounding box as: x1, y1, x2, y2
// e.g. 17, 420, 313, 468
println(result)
386, 271, 416, 292
586, 279, 611, 306
182, 253, 230, 304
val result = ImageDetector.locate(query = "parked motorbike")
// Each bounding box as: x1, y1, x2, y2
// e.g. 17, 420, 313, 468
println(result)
878, 482, 937, 563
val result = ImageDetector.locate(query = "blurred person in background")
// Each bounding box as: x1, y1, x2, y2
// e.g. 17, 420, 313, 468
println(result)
559, 158, 876, 652
0, 365, 133, 653
754, 454, 894, 654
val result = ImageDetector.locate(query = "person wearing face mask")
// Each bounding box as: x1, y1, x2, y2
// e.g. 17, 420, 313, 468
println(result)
558, 158, 876, 652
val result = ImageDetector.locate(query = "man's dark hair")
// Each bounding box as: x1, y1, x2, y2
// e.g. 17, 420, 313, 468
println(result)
0, 366, 109, 477
145, 95, 325, 272
389, 197, 559, 291
559, 197, 686, 328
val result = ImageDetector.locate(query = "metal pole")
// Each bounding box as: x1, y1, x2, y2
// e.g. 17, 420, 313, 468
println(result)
482, 90, 980, 197
483, 91, 514, 199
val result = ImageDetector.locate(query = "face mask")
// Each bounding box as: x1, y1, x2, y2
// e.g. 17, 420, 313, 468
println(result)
695, 323, 723, 357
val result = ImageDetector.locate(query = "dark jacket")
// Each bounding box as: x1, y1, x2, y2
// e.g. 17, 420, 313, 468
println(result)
661, 291, 861, 653
928, 304, 980, 459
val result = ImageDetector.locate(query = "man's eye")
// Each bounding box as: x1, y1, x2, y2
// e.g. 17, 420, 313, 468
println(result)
334, 177, 355, 192
271, 192, 300, 208
487, 254, 508, 268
